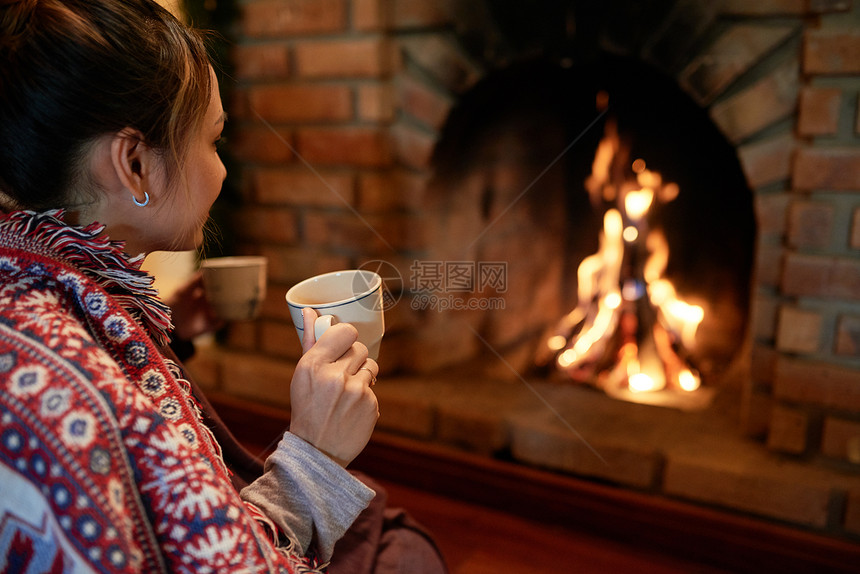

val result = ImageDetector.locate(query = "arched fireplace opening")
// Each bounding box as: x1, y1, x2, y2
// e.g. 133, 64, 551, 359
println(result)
425, 52, 756, 408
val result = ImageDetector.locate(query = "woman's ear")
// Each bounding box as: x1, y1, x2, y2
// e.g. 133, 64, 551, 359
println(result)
110, 127, 150, 203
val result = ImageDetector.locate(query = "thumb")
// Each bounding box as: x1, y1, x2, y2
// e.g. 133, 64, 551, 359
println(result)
301, 307, 319, 354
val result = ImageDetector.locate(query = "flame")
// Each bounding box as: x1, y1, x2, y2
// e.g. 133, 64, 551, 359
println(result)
547, 335, 567, 351
585, 119, 621, 205
553, 208, 626, 371
622, 226, 638, 242
629, 372, 657, 393
624, 188, 653, 220
544, 116, 707, 402
678, 369, 701, 391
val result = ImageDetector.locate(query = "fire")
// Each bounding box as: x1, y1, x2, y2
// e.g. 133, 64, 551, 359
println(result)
539, 112, 705, 404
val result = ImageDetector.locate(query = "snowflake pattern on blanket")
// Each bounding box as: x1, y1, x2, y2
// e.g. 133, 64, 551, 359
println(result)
0, 210, 324, 573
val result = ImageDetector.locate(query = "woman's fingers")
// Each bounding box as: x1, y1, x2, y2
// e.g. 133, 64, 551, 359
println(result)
354, 360, 378, 387
291, 308, 381, 465
289, 356, 379, 466
301, 308, 367, 364
300, 307, 318, 353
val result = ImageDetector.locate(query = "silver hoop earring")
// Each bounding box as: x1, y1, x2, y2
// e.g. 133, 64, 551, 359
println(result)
133, 191, 150, 207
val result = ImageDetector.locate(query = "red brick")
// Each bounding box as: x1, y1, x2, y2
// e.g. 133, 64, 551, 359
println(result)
782, 252, 860, 300
252, 168, 355, 207
357, 171, 428, 211
804, 29, 860, 74
798, 87, 842, 136
183, 344, 222, 391
230, 125, 294, 164
856, 97, 860, 134
663, 455, 831, 528
399, 35, 482, 93
369, 330, 407, 374
776, 306, 822, 354
740, 388, 773, 438
295, 38, 392, 78
390, 0, 453, 29
353, 0, 383, 31
766, 404, 809, 454
846, 487, 860, 535
774, 355, 860, 411
390, 123, 437, 169
357, 84, 395, 122
241, 0, 346, 37
223, 321, 258, 351
373, 379, 437, 438
836, 314, 860, 356
258, 245, 350, 286
679, 24, 796, 106
751, 296, 779, 341
248, 85, 353, 123
220, 350, 295, 407
232, 43, 290, 80
437, 406, 509, 455
751, 343, 778, 388
720, 0, 805, 15
852, 208, 860, 249
822, 416, 860, 463
301, 208, 382, 250
235, 206, 299, 244
754, 192, 789, 237
353, 0, 454, 31
787, 200, 834, 248
226, 87, 251, 121
432, 379, 529, 454
722, 0, 850, 14
393, 313, 480, 372
754, 243, 785, 288
259, 320, 303, 360
397, 75, 453, 131
710, 57, 799, 143
260, 283, 295, 323
295, 127, 393, 167
303, 211, 424, 252
808, 0, 853, 13
510, 416, 661, 489
738, 135, 795, 189
793, 147, 860, 190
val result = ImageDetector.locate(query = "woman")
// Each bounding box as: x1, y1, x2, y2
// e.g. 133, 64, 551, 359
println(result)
0, 0, 412, 571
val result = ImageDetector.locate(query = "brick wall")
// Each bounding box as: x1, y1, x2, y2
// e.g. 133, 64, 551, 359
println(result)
190, 0, 860, 483
217, 0, 480, 378
732, 3, 860, 466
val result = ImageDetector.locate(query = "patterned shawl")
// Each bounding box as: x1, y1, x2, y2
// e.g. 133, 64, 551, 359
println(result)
0, 210, 323, 573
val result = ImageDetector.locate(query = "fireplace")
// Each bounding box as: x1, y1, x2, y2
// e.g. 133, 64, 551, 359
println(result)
185, 0, 860, 547
424, 52, 756, 410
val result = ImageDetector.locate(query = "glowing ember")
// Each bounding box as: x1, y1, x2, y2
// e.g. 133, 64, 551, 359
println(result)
538, 110, 707, 407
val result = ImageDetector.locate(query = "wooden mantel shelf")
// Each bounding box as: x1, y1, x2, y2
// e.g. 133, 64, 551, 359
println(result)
207, 391, 860, 573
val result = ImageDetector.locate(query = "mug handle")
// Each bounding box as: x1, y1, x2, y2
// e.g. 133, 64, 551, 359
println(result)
314, 314, 338, 341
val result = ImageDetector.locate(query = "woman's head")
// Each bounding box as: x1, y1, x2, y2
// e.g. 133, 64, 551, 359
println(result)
0, 0, 214, 212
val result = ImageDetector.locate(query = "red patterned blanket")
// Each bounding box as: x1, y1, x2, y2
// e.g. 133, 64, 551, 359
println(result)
0, 210, 322, 573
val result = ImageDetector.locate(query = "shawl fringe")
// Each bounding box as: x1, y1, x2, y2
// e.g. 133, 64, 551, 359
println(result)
0, 210, 173, 345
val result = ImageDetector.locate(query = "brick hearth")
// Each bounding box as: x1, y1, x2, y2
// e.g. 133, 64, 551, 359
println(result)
185, 0, 860, 544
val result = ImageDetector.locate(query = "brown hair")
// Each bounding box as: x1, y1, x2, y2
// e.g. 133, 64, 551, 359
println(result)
0, 0, 213, 210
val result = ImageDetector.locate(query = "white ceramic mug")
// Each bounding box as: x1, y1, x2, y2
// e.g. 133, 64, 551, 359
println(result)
200, 256, 268, 321
286, 269, 385, 361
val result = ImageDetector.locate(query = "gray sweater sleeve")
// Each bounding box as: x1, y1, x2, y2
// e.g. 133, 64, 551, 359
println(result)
239, 432, 375, 561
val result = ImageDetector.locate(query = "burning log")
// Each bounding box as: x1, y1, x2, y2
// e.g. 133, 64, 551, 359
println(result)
537, 108, 711, 409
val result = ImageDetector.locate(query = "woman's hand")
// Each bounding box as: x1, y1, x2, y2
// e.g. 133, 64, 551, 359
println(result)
288, 307, 379, 467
